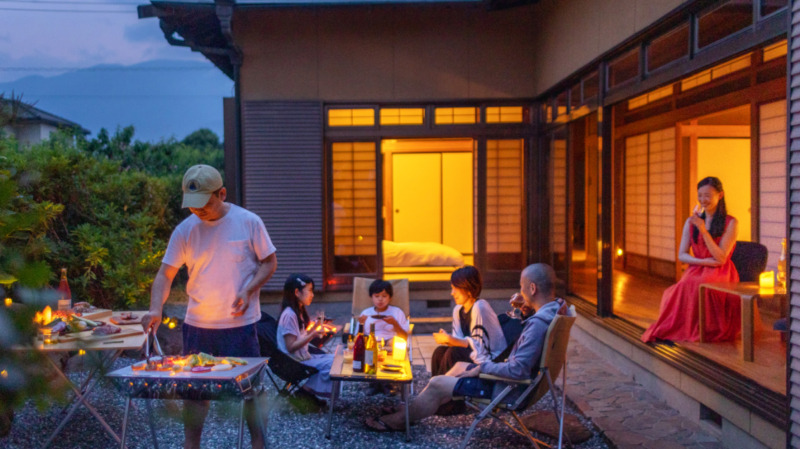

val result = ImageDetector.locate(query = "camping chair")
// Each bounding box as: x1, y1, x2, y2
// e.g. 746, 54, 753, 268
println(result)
730, 241, 768, 282
255, 312, 319, 397
457, 305, 577, 449
346, 277, 415, 392
346, 277, 414, 360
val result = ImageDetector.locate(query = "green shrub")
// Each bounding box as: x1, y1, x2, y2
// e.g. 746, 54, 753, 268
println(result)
1, 126, 224, 309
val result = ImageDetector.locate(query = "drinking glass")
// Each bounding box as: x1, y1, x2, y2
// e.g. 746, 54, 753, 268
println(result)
506, 293, 524, 319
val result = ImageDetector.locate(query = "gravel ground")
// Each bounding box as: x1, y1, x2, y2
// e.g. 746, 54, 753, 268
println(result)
1, 354, 610, 449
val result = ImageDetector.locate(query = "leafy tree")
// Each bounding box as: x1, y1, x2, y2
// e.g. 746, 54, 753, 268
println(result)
182, 128, 221, 150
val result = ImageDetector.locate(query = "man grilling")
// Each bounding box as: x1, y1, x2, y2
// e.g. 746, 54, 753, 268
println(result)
142, 165, 277, 449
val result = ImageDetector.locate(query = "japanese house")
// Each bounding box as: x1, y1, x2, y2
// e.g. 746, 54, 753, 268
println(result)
138, 0, 797, 447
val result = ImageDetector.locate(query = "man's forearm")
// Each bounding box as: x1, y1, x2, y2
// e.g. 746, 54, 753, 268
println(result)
245, 253, 277, 296
149, 273, 172, 314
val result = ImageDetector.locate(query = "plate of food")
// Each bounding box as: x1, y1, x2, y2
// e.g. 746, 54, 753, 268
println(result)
380, 364, 403, 372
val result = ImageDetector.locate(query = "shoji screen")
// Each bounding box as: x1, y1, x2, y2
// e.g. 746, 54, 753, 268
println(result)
624, 128, 676, 264
759, 100, 787, 272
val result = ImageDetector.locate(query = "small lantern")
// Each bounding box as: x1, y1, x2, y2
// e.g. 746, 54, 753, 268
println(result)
40, 327, 53, 345
392, 338, 407, 362
759, 271, 775, 290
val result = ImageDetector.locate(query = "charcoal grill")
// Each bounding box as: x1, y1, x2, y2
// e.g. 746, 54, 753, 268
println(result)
107, 357, 268, 449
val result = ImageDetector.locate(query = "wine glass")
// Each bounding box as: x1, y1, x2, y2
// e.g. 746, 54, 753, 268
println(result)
506, 293, 524, 319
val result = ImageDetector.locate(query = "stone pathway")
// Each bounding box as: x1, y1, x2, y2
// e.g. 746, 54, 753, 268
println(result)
565, 341, 725, 449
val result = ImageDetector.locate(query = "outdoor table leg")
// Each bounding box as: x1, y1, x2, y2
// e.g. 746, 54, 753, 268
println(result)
145, 398, 160, 449
741, 294, 755, 362
698, 285, 707, 342
326, 380, 340, 439
42, 350, 124, 448
119, 397, 131, 449
403, 383, 410, 442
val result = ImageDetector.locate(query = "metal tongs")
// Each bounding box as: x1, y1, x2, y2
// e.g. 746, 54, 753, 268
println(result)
144, 326, 164, 363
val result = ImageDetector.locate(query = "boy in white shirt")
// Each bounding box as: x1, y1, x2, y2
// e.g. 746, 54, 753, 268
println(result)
358, 279, 409, 345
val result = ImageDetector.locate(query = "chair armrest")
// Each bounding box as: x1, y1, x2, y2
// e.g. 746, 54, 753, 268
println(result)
478, 373, 532, 385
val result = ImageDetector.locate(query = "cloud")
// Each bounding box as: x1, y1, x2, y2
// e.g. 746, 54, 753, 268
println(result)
123, 20, 165, 44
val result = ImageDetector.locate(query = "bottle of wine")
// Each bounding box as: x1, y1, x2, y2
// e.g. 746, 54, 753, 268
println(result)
352, 322, 365, 373
778, 237, 788, 293
57, 268, 72, 311
365, 323, 377, 375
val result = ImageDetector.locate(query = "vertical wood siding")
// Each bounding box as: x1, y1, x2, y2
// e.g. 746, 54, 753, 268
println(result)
551, 139, 567, 254
242, 101, 323, 291
788, 1, 800, 444
760, 100, 787, 272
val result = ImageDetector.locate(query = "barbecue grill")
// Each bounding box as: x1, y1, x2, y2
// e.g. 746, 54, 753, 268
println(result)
106, 331, 269, 449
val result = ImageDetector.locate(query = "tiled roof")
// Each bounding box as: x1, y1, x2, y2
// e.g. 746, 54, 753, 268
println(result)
1, 99, 90, 135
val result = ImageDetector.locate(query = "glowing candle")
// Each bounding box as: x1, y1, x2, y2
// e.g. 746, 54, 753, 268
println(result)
392, 338, 407, 362
43, 306, 52, 325
759, 271, 775, 290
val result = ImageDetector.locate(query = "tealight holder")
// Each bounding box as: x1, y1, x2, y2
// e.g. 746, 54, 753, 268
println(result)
759, 271, 775, 290
392, 338, 407, 362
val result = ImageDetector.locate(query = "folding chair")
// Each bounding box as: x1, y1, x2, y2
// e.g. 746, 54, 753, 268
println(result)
255, 312, 319, 397
458, 305, 577, 449
346, 277, 415, 392
347, 277, 414, 359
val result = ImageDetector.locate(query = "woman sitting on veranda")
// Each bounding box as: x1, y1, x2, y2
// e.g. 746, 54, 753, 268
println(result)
642, 176, 761, 343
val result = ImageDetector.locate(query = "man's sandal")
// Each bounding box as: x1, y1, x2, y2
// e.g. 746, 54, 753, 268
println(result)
364, 417, 402, 432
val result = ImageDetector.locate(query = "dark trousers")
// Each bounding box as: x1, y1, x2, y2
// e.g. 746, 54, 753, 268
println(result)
431, 345, 472, 376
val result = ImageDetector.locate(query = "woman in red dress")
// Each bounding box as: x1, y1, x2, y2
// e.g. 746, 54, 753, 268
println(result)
642, 176, 744, 343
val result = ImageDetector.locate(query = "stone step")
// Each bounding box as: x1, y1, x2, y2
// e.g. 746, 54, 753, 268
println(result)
410, 316, 451, 333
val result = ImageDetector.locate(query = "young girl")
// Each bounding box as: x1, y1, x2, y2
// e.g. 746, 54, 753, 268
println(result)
358, 279, 409, 345
432, 265, 506, 376
277, 274, 334, 397
642, 177, 757, 343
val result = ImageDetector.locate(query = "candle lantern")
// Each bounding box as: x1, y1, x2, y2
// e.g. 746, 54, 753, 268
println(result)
392, 338, 407, 362
759, 271, 775, 290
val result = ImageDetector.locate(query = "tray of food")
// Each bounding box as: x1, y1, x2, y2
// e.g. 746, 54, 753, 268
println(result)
109, 311, 143, 325
107, 355, 268, 400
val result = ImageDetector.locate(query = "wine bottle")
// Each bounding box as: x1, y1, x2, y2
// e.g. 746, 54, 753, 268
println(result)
57, 268, 72, 311
778, 238, 788, 292
352, 323, 365, 373
365, 323, 377, 375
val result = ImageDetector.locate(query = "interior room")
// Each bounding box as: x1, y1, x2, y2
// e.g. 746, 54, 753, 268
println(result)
381, 138, 475, 282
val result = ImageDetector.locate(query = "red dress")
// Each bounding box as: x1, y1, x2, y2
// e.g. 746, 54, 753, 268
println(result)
642, 215, 746, 343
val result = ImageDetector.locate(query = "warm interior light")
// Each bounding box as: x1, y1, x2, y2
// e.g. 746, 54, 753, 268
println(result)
4, 297, 11, 307
759, 271, 775, 290
78, 349, 86, 356
616, 248, 623, 257
0, 370, 7, 378
392, 338, 407, 362
43, 306, 52, 325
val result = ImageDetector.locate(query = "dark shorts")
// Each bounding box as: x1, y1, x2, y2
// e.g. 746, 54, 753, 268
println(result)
182, 322, 260, 358
453, 377, 495, 400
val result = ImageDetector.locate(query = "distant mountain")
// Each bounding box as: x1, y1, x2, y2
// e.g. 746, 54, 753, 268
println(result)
0, 59, 233, 143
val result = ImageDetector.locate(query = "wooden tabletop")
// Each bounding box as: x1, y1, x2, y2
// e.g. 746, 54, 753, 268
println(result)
329, 345, 413, 383
699, 282, 787, 298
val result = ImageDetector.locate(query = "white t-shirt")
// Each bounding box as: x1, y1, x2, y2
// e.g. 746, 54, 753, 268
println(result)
359, 305, 409, 343
162, 204, 276, 329
277, 307, 312, 362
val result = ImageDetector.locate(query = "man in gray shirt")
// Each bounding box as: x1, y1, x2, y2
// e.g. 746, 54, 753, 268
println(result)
366, 263, 564, 431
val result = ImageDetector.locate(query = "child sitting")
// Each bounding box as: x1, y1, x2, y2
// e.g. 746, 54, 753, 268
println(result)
357, 279, 409, 395
357, 279, 409, 345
